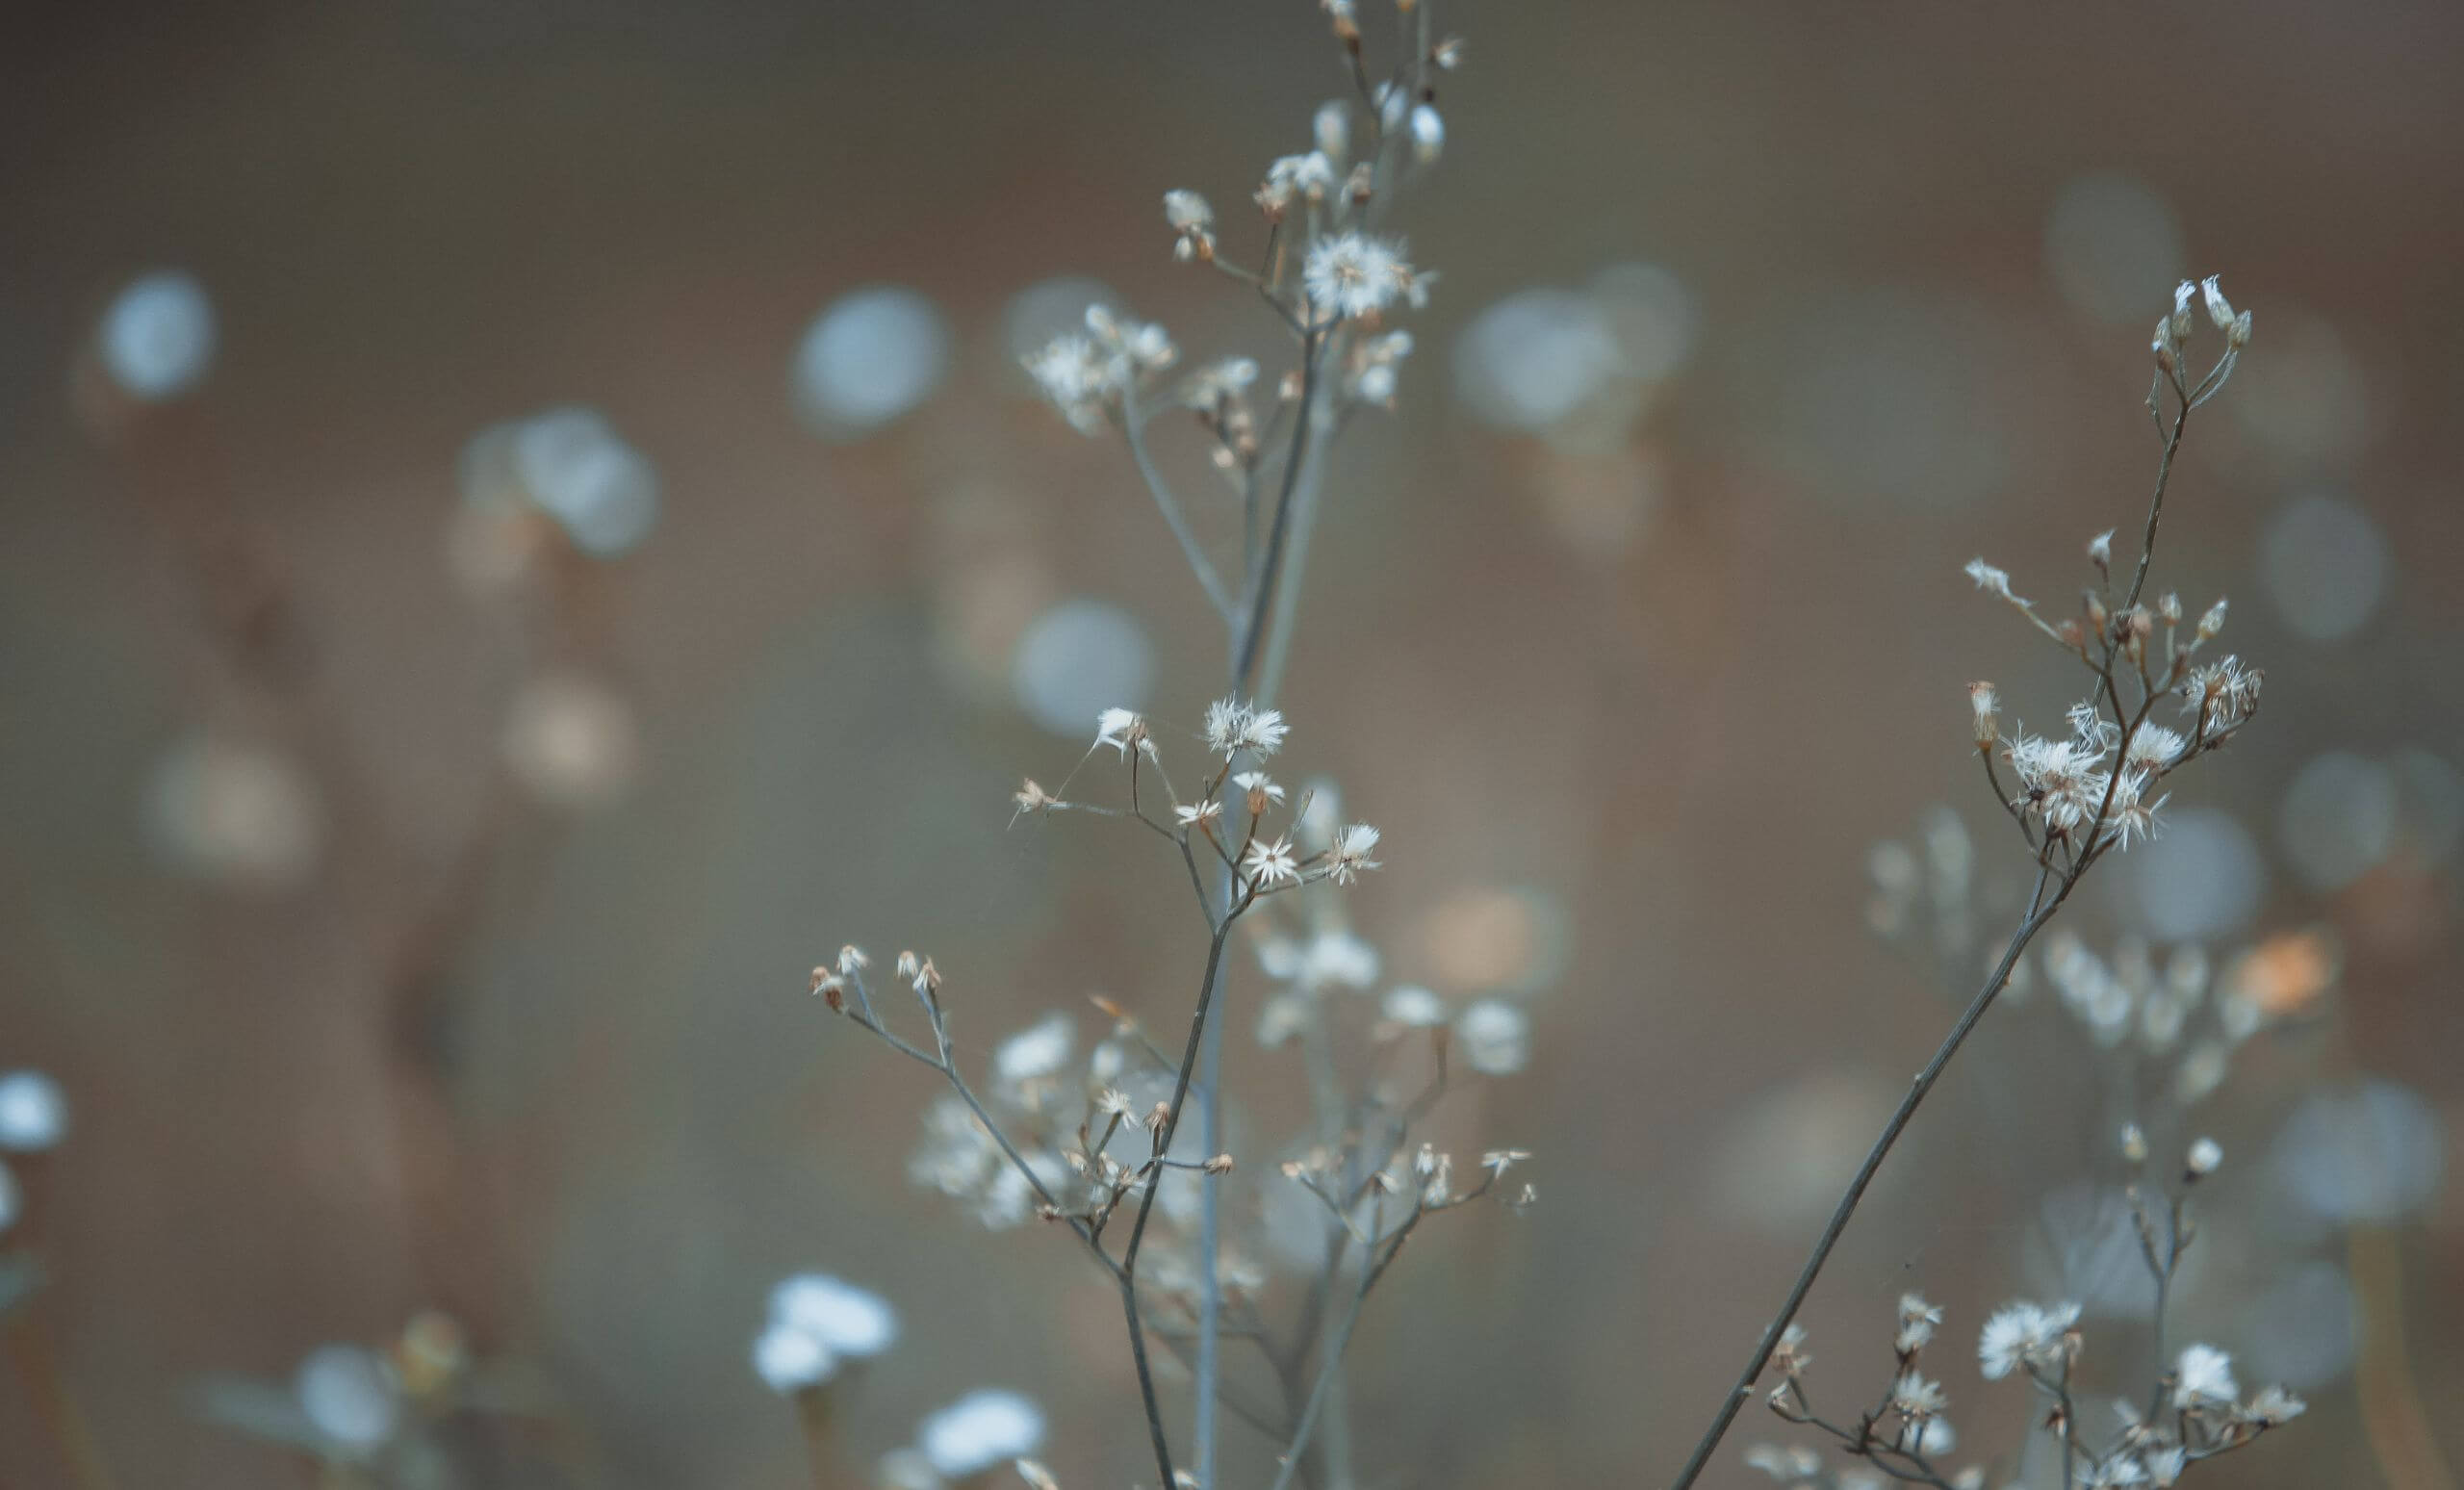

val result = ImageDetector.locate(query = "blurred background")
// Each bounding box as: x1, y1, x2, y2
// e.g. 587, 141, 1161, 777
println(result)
3, 0, 2459, 1485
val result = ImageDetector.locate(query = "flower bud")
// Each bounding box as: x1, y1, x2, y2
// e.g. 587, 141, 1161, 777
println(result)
2229, 309, 2253, 348
1409, 104, 1444, 166
1968, 681, 1998, 750
2195, 597, 2228, 644
2199, 275, 2235, 332
2186, 1136, 2221, 1179
2120, 1122, 2148, 1164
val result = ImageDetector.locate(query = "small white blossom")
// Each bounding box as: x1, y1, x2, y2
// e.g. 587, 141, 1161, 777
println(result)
1303, 233, 1417, 321
1455, 998, 1531, 1076
1896, 1293, 1942, 1354
1259, 150, 1338, 214
1232, 770, 1286, 804
995, 1014, 1075, 1087
1204, 698, 1289, 759
753, 1320, 835, 1394
1174, 799, 1222, 829
2185, 1136, 2222, 1177
2124, 724, 2186, 770
1890, 1371, 1947, 1418
918, 1390, 1046, 1478
1327, 823, 1382, 885
1408, 103, 1444, 165
1978, 1299, 2079, 1379
2173, 1344, 2237, 1408
1381, 985, 1447, 1027
2088, 528, 2115, 569
1244, 835, 1300, 886
1093, 707, 1146, 758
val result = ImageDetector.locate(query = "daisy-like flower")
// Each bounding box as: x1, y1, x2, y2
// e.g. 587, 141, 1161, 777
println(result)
1244, 835, 1299, 886
1231, 770, 1286, 804
2172, 1344, 2238, 1409
2097, 768, 2168, 850
1173, 799, 1221, 830
1162, 189, 1214, 261
1978, 1299, 2080, 1379
1257, 150, 1337, 215
1896, 1294, 1942, 1355
1024, 334, 1114, 434
1302, 232, 1416, 321
1890, 1371, 1946, 1419
2124, 723, 2187, 770
1093, 707, 1145, 758
1327, 823, 1382, 885
1203, 698, 1288, 759
2006, 731, 2106, 834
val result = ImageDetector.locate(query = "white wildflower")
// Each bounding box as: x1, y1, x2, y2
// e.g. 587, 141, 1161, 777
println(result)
918, 1390, 1046, 1479
1327, 823, 1382, 885
1232, 770, 1286, 804
1302, 232, 1416, 321
1024, 334, 1113, 434
1244, 835, 1300, 886
1174, 799, 1222, 830
1891, 1371, 1947, 1418
2172, 1344, 2237, 1408
753, 1320, 836, 1394
1896, 1293, 1942, 1354
1455, 998, 1531, 1076
1408, 103, 1444, 165
2185, 1136, 2222, 1177
2124, 724, 2186, 770
1259, 150, 1338, 214
1204, 698, 1288, 758
1093, 707, 1145, 758
1381, 984, 1447, 1027
1978, 1299, 2079, 1379
994, 1014, 1075, 1087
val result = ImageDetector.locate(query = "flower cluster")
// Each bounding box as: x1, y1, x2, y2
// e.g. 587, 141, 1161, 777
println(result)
1757, 1292, 2302, 1489
751, 1272, 900, 1394
1023, 304, 1181, 436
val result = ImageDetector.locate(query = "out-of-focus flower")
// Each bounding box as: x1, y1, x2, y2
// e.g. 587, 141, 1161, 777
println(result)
0, 1072, 67, 1152
1455, 998, 1531, 1076
917, 1390, 1045, 1478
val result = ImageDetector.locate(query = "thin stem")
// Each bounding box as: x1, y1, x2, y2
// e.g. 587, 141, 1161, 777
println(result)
1121, 379, 1237, 624
1232, 332, 1324, 698
1665, 864, 2066, 1490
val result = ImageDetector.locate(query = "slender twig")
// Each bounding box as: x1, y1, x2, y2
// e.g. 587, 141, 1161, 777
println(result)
1121, 379, 1236, 624
1666, 865, 2066, 1490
